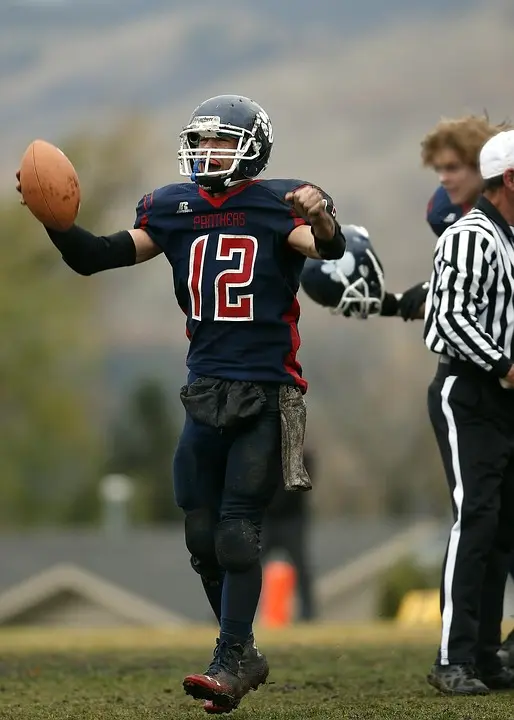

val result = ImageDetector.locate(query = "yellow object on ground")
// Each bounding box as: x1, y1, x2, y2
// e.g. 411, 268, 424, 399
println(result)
396, 589, 440, 626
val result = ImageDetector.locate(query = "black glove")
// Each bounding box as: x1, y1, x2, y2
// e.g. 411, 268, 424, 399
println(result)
398, 281, 429, 321
379, 292, 400, 317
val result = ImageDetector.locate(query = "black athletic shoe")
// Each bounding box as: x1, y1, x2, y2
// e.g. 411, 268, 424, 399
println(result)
427, 663, 490, 695
203, 634, 269, 714
183, 639, 249, 711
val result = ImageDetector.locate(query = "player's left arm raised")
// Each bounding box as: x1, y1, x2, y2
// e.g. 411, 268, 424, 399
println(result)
285, 185, 345, 260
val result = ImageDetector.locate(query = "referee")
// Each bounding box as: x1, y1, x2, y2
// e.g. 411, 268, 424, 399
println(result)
424, 130, 514, 695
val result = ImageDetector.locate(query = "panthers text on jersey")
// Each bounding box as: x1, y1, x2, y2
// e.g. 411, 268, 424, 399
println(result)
134, 179, 336, 393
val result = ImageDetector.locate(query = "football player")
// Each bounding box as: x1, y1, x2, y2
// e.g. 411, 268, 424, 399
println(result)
392, 114, 508, 322
16, 94, 345, 714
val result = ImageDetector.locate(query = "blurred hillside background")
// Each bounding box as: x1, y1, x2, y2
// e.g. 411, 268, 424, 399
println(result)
2, 0, 514, 530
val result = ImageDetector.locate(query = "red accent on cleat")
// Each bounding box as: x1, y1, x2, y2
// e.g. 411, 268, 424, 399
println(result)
183, 673, 237, 707
203, 699, 240, 714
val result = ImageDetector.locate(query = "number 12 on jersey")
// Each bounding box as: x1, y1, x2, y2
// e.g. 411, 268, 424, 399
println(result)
188, 233, 258, 321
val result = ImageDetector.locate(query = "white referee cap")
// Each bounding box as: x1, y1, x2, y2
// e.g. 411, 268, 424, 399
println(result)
480, 130, 514, 179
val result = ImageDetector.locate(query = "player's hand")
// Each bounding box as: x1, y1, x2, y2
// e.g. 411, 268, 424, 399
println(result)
398, 281, 429, 321
379, 292, 402, 317
285, 186, 334, 239
15, 170, 26, 205
285, 186, 325, 220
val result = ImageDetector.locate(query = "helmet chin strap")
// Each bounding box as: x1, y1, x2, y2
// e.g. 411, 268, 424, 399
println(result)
191, 161, 248, 194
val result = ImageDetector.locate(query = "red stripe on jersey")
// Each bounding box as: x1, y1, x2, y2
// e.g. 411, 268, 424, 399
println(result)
137, 192, 153, 229
198, 180, 257, 208
282, 298, 308, 393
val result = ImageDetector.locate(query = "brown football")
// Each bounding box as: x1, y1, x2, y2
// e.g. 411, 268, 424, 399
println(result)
19, 139, 80, 230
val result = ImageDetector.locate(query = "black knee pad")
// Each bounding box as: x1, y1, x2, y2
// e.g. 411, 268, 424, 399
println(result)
190, 555, 222, 583
215, 518, 260, 573
185, 508, 218, 567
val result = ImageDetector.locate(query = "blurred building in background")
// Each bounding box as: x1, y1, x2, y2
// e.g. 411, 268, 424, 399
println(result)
0, 517, 443, 627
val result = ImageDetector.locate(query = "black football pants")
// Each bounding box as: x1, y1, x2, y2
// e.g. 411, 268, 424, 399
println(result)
173, 383, 282, 548
428, 359, 514, 666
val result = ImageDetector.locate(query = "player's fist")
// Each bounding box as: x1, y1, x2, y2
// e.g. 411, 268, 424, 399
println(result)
285, 186, 327, 222
15, 170, 26, 205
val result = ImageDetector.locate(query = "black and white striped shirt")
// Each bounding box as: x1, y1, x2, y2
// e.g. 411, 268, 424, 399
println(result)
424, 196, 514, 378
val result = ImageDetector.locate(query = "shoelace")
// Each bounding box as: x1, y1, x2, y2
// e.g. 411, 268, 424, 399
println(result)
207, 639, 223, 673
207, 639, 241, 675
461, 665, 480, 680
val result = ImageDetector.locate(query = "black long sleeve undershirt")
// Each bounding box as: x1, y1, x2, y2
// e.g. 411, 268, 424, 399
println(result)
45, 224, 136, 275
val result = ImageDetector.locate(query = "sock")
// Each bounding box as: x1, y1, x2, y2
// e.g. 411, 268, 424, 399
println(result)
219, 563, 262, 646
201, 572, 225, 624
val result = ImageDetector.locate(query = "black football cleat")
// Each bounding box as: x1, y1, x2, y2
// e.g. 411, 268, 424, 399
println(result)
427, 663, 490, 695
203, 634, 269, 714
239, 634, 270, 690
183, 639, 249, 710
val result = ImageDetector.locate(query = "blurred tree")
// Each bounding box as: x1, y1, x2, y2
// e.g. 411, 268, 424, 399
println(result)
104, 378, 182, 524
305, 331, 447, 519
0, 119, 146, 526
376, 556, 440, 619
381, 422, 448, 517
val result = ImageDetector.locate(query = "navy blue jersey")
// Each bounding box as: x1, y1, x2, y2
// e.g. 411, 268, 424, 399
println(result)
134, 179, 336, 393
426, 185, 472, 238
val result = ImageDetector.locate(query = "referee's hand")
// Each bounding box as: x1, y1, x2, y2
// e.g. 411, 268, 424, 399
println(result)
500, 365, 514, 389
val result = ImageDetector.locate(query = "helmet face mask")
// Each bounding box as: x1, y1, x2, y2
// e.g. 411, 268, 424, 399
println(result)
178, 121, 260, 182
300, 225, 386, 319
177, 96, 273, 191
322, 246, 385, 319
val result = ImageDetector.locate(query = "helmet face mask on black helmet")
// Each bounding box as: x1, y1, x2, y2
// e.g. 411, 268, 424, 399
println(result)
300, 225, 385, 319
178, 94, 273, 193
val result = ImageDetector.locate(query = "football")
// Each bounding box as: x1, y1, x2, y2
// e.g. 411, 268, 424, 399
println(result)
19, 139, 80, 231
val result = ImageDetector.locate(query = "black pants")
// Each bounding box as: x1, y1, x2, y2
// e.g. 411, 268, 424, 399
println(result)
428, 358, 514, 666
261, 514, 315, 620
173, 384, 281, 570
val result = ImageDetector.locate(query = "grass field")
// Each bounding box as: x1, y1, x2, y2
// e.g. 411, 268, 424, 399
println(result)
0, 625, 513, 719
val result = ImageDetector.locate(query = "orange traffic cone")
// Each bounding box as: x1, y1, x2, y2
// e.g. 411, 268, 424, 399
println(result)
260, 560, 297, 627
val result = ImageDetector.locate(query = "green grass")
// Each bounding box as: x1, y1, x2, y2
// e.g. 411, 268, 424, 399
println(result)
0, 639, 513, 719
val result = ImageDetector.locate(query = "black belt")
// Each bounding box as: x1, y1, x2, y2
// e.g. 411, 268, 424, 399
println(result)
437, 355, 498, 386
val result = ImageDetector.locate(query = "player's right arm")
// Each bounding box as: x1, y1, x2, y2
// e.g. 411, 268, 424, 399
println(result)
129, 229, 163, 263
43, 225, 161, 276
16, 173, 163, 274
